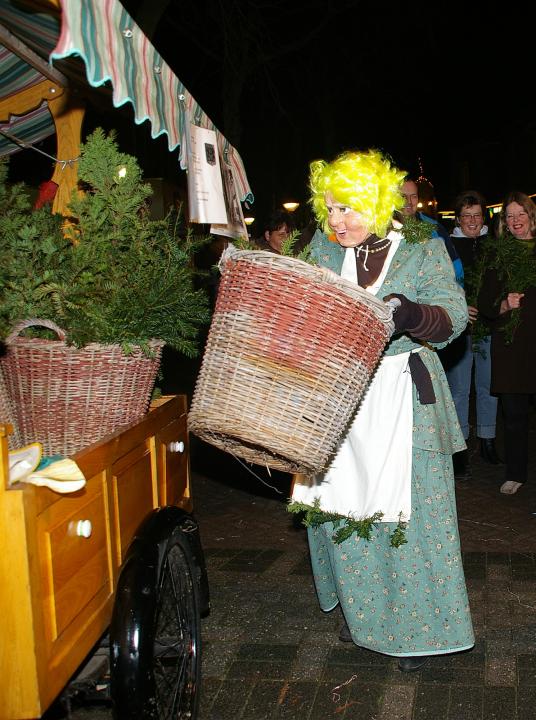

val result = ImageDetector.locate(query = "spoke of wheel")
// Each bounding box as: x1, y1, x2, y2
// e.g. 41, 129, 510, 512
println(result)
153, 544, 198, 719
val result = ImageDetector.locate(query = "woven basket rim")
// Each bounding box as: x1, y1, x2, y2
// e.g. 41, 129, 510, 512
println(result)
5, 317, 166, 351
5, 334, 165, 352
220, 245, 394, 326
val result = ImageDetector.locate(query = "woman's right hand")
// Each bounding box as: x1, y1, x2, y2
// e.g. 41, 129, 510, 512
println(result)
500, 292, 524, 314
467, 305, 478, 323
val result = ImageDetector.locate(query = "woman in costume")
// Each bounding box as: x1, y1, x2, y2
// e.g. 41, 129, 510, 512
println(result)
291, 150, 474, 672
478, 192, 536, 495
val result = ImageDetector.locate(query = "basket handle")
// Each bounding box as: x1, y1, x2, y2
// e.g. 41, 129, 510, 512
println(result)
6, 319, 67, 344
218, 243, 239, 272
385, 297, 402, 311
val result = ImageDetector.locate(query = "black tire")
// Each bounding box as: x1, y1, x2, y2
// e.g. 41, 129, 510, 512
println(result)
110, 511, 203, 719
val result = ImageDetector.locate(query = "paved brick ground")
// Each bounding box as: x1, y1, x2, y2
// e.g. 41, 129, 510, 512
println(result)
44, 401, 536, 719
191, 414, 536, 720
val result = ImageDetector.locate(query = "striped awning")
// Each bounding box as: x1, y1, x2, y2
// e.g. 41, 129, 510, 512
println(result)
0, 2, 60, 155
0, 0, 253, 202
0, 103, 54, 156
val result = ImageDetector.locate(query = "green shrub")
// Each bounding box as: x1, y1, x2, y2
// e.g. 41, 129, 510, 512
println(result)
0, 129, 210, 356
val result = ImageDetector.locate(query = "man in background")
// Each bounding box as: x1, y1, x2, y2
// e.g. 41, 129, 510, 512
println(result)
399, 177, 464, 286
258, 211, 292, 253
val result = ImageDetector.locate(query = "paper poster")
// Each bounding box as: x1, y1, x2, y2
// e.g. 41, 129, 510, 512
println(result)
186, 124, 228, 224
210, 160, 249, 240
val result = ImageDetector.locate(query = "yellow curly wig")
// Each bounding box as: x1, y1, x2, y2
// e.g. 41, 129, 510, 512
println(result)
309, 149, 406, 238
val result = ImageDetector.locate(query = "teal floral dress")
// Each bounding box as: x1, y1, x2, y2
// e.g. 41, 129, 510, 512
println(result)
307, 231, 475, 657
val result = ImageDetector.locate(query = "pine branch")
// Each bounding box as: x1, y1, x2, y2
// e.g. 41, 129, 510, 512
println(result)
287, 499, 407, 548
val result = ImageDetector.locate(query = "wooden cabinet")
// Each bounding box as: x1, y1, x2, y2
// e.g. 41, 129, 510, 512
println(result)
0, 395, 192, 719
37, 479, 112, 644
156, 412, 190, 507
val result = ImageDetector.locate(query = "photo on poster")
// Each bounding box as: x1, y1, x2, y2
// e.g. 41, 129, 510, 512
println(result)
204, 142, 216, 166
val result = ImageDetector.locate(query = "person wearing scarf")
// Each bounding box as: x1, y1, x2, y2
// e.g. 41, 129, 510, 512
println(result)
291, 150, 474, 672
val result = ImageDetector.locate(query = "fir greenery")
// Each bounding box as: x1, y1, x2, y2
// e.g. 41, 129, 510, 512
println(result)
280, 229, 313, 263
235, 228, 313, 263
287, 498, 407, 548
0, 129, 210, 355
399, 215, 434, 245
468, 230, 536, 345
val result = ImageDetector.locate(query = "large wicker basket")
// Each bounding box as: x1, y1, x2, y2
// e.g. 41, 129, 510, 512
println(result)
1, 319, 163, 456
188, 247, 395, 474
0, 349, 22, 450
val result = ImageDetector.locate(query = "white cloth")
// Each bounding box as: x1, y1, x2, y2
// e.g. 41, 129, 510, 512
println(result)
342, 231, 401, 290
292, 350, 413, 522
292, 231, 413, 523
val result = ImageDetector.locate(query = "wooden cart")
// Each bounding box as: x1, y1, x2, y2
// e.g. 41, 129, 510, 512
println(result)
0, 395, 209, 719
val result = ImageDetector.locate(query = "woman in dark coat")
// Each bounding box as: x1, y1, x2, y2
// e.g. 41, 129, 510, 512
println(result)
443, 191, 500, 481
478, 192, 536, 494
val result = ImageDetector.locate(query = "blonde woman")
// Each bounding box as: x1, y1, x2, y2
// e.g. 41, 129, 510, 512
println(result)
291, 150, 474, 672
478, 192, 536, 495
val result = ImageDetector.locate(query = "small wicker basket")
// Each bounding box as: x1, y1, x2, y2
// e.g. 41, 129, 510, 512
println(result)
1, 319, 163, 456
188, 247, 394, 474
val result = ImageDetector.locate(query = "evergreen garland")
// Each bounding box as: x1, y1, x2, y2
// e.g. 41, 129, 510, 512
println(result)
280, 228, 313, 263
399, 215, 434, 245
287, 498, 407, 548
468, 231, 536, 345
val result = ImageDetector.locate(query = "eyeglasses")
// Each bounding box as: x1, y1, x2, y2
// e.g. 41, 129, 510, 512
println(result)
460, 213, 483, 220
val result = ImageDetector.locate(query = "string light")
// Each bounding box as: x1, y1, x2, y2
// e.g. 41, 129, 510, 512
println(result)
417, 157, 536, 218
0, 129, 79, 168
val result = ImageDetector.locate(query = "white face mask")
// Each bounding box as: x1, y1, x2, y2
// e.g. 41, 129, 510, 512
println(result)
325, 192, 370, 248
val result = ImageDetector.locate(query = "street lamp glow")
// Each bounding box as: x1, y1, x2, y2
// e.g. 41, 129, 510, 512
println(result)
283, 202, 299, 212
244, 216, 255, 225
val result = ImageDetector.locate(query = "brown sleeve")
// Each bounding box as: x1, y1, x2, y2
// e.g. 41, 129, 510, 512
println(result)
407, 305, 453, 342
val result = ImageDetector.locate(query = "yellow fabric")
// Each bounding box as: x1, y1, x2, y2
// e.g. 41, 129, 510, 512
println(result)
8, 445, 86, 494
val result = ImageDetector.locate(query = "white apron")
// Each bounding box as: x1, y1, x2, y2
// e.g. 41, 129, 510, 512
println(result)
292, 234, 414, 523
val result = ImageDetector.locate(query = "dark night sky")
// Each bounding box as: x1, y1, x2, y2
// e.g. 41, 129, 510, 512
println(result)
9, 0, 534, 227
129, 0, 532, 223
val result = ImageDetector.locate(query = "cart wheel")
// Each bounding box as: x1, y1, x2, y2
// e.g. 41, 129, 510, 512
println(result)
110, 512, 202, 719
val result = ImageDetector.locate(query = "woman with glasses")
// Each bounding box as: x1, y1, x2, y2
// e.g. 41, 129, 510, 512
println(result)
441, 191, 501, 481
478, 192, 536, 494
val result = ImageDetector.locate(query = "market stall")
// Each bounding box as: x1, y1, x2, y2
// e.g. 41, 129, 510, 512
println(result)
0, 0, 253, 222
0, 1, 253, 717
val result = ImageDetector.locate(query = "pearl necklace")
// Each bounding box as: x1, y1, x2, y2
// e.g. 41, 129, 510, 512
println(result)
355, 238, 392, 271
357, 239, 392, 254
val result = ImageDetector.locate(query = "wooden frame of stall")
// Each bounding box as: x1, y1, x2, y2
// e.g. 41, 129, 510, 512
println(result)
0, 8, 208, 715
0, 0, 83, 215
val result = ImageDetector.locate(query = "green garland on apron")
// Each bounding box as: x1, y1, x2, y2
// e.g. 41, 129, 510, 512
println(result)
287, 499, 408, 548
